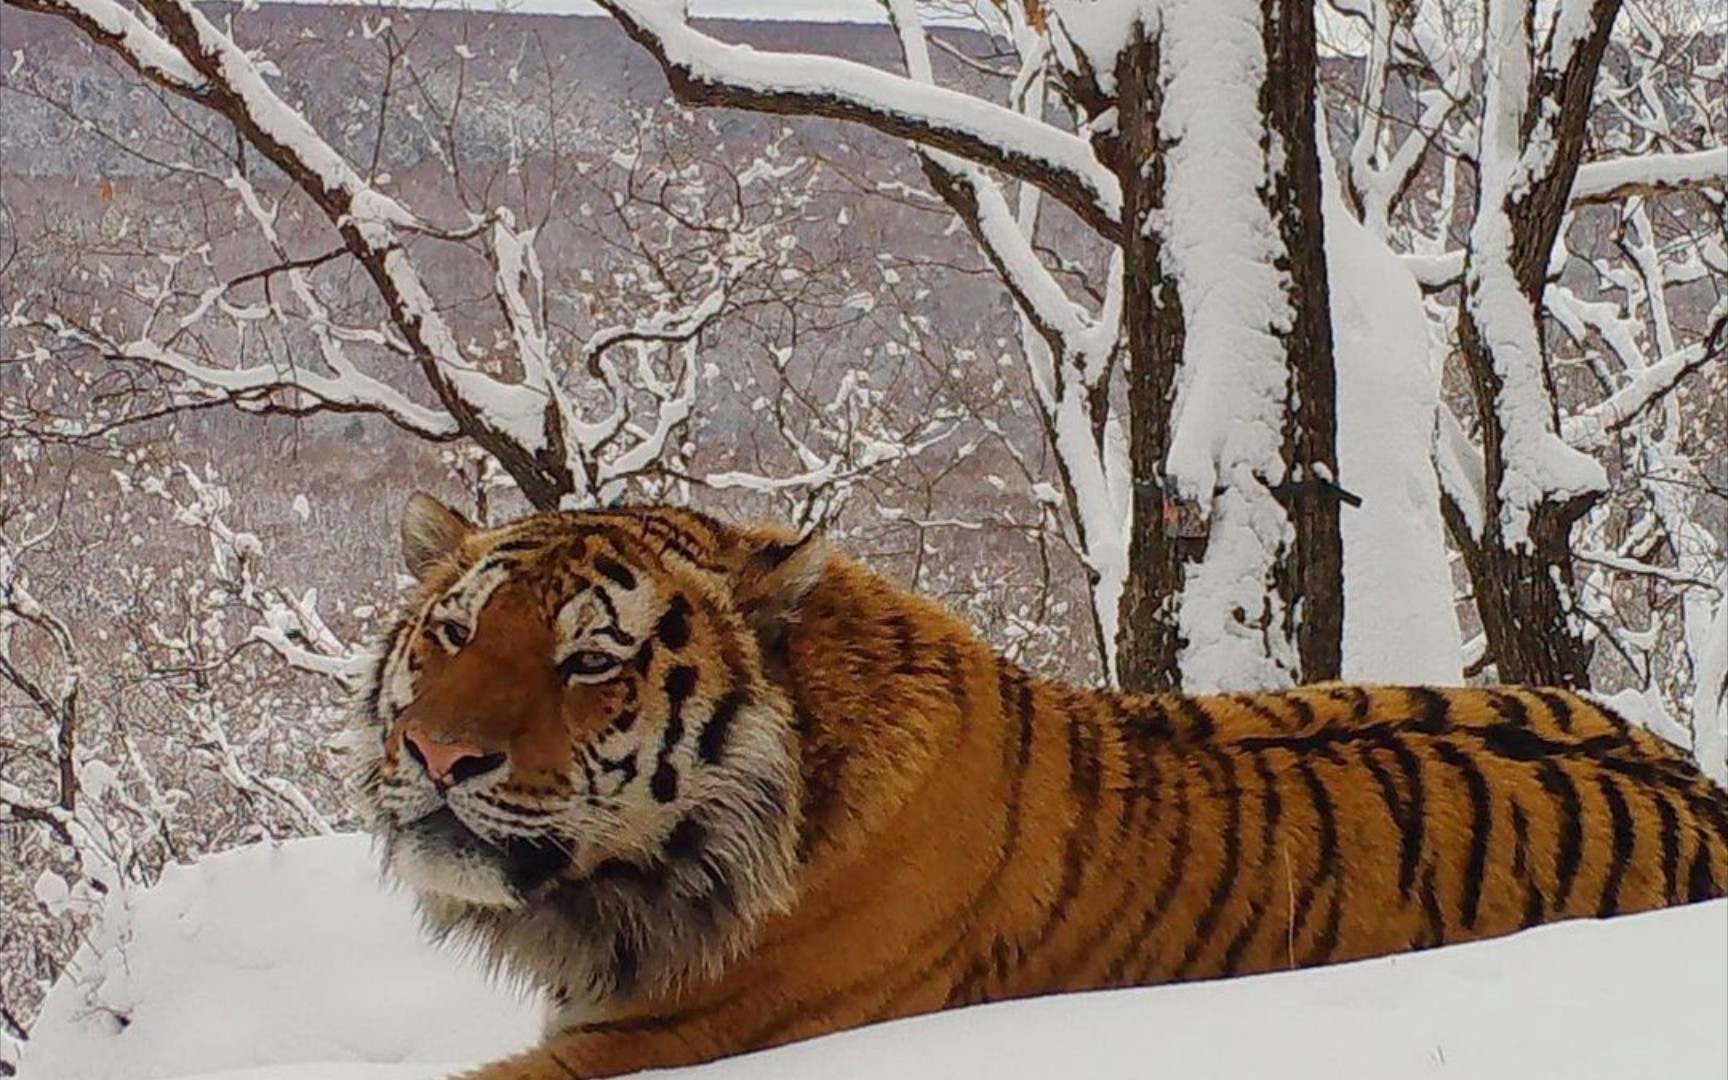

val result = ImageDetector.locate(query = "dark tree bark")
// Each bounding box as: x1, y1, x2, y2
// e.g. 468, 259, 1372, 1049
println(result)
1264, 0, 1344, 683
1112, 28, 1187, 694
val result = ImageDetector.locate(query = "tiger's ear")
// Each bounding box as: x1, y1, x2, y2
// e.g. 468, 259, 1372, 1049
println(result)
732, 529, 827, 643
400, 492, 473, 581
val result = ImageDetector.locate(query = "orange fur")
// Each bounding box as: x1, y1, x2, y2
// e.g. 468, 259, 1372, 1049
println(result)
350, 499, 1728, 1080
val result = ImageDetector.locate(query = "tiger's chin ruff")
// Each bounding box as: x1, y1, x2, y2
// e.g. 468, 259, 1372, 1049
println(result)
427, 752, 799, 1035
350, 690, 803, 1034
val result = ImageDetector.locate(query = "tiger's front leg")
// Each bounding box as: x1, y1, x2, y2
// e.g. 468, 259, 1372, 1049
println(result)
453, 1022, 726, 1080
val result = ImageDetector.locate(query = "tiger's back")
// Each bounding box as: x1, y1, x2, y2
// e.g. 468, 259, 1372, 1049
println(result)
947, 679, 1728, 1003
747, 556, 1728, 1032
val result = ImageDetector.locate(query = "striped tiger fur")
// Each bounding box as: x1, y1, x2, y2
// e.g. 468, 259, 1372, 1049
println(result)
350, 497, 1728, 1080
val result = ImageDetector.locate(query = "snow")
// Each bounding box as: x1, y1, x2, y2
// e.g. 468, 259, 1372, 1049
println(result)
1696, 566, 1728, 787
20, 834, 1727, 1080
18, 836, 539, 1080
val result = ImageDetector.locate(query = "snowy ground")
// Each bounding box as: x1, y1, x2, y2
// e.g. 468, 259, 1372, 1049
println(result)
18, 835, 1726, 1080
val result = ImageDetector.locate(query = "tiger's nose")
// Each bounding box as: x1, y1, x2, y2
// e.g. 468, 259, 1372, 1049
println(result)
403, 728, 507, 789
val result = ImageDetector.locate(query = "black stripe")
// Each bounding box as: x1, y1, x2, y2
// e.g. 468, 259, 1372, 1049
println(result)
651, 665, 699, 803
1595, 774, 1635, 916
366, 615, 414, 721
1008, 664, 1037, 758
1174, 696, 1217, 741
1218, 887, 1269, 977
1255, 751, 1282, 851
1301, 885, 1343, 967
1327, 684, 1372, 720
940, 640, 970, 716
886, 614, 922, 676
697, 690, 746, 765
1019, 705, 1107, 964
1131, 697, 1176, 741
1230, 693, 1299, 732
610, 934, 641, 995
1040, 730, 1164, 988
1510, 802, 1544, 928
655, 595, 693, 650
1174, 749, 1242, 978
1302, 759, 1340, 888
1434, 740, 1492, 930
1378, 736, 1428, 898
1655, 794, 1682, 901
1288, 759, 1337, 942
593, 556, 637, 590
1067, 704, 1104, 801
1529, 688, 1575, 734
1406, 686, 1452, 734
1487, 688, 1532, 730
1359, 744, 1409, 842
594, 748, 639, 795
663, 817, 706, 860
1418, 862, 1447, 947
1686, 829, 1721, 901
1108, 764, 1192, 984
1218, 749, 1281, 977
486, 537, 544, 556
1538, 759, 1584, 910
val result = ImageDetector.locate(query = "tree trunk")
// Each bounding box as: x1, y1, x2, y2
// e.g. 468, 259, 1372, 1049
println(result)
1263, 0, 1344, 683
1449, 302, 1598, 687
1444, 0, 1622, 688
1113, 8, 1341, 694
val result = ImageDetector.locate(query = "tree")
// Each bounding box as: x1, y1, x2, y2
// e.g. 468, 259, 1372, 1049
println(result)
1324, 0, 1726, 762
594, 0, 1344, 692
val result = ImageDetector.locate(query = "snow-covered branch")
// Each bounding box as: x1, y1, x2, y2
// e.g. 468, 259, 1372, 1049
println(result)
1572, 147, 1728, 205
594, 0, 1122, 238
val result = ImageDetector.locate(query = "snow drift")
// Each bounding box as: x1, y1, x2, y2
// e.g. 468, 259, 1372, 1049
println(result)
18, 834, 1727, 1080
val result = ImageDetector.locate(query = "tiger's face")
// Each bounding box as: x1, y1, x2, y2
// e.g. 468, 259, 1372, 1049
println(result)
354, 494, 818, 926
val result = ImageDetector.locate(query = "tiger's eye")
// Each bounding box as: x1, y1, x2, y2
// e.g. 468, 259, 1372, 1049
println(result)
437, 620, 471, 648
560, 649, 620, 681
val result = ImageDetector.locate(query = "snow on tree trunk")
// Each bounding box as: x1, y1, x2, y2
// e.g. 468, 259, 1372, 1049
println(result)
1138, 0, 1341, 692
1695, 569, 1728, 788
1322, 171, 1463, 684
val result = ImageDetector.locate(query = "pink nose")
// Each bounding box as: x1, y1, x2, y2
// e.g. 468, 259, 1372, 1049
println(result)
403, 728, 506, 788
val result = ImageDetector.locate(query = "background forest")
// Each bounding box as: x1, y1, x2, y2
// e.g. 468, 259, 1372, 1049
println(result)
0, 0, 1723, 1070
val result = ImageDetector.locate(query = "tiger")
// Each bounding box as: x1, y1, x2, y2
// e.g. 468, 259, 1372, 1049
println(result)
351, 494, 1728, 1080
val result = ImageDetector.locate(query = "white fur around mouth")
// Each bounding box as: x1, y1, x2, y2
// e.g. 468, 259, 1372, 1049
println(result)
389, 807, 523, 909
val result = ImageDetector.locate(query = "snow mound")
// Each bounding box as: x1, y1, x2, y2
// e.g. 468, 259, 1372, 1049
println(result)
20, 835, 1727, 1080
19, 835, 539, 1080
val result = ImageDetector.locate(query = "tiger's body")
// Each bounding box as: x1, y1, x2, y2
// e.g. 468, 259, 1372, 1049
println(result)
353, 498, 1728, 1080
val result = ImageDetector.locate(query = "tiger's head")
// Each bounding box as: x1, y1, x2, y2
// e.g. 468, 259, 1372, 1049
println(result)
352, 494, 822, 1011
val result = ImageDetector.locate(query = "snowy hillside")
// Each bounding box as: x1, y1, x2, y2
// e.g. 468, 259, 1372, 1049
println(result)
18, 835, 1727, 1080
